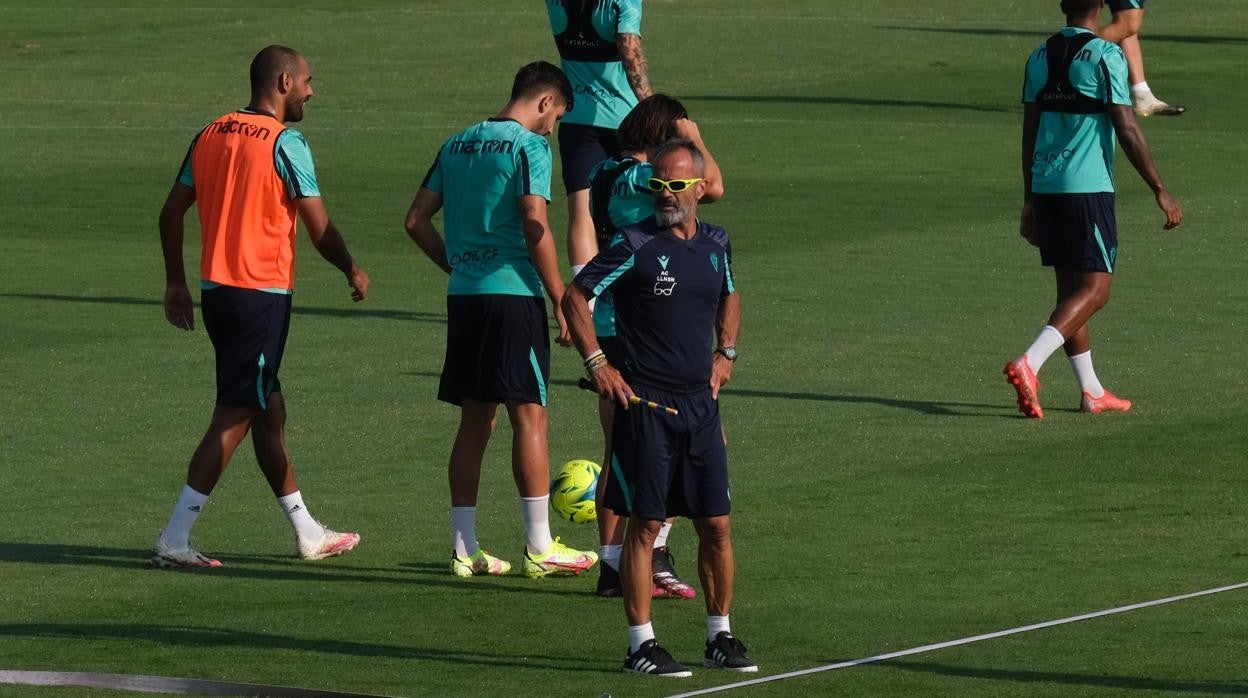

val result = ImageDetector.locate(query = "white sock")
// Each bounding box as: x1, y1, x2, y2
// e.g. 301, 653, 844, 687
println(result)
278, 491, 322, 541
1023, 325, 1065, 372
1131, 81, 1151, 94
600, 544, 622, 570
652, 521, 672, 549
629, 622, 656, 653
708, 615, 731, 642
162, 485, 209, 548
521, 495, 554, 554
1068, 351, 1105, 398
451, 506, 477, 558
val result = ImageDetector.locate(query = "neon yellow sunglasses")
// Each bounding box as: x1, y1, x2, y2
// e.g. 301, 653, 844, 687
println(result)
647, 177, 703, 193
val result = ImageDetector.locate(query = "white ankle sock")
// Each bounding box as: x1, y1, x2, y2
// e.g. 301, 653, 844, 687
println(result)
629, 622, 656, 653
278, 491, 322, 541
1131, 81, 1151, 94
600, 544, 622, 570
520, 495, 554, 554
1024, 325, 1065, 372
451, 506, 477, 558
162, 485, 209, 548
707, 615, 731, 642
652, 521, 672, 549
1068, 351, 1105, 398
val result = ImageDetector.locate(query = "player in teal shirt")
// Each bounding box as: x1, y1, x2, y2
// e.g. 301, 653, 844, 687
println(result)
1004, 0, 1181, 420
579, 94, 724, 600
404, 61, 599, 581
547, 0, 653, 290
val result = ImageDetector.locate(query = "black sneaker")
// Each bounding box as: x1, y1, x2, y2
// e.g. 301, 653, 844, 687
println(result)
704, 631, 758, 672
651, 546, 697, 599
623, 639, 693, 677
596, 562, 622, 597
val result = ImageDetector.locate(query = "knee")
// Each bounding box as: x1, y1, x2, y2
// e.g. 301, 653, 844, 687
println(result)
697, 517, 733, 548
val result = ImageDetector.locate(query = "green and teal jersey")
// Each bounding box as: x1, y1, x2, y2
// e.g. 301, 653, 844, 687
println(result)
178, 118, 320, 200
547, 0, 643, 128
585, 156, 653, 337
1022, 27, 1130, 194
421, 118, 553, 297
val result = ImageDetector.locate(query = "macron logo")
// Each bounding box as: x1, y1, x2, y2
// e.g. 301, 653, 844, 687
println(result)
658, 255, 670, 271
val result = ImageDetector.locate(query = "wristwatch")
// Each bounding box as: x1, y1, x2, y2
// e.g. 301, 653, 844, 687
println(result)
716, 345, 738, 362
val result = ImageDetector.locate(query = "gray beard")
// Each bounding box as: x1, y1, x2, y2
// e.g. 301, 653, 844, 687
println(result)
655, 203, 693, 228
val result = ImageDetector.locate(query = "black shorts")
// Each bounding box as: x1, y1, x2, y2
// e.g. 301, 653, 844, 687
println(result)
201, 285, 291, 409
1034, 192, 1119, 273
438, 294, 551, 406
557, 123, 621, 194
604, 385, 731, 521
1107, 0, 1144, 12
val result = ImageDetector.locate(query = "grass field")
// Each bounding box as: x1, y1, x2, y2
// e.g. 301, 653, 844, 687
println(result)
3, 1, 1248, 696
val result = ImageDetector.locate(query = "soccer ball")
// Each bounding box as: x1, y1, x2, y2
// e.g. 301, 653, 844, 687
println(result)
550, 459, 601, 524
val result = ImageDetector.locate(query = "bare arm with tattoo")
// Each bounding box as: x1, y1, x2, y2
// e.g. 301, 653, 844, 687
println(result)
617, 33, 652, 100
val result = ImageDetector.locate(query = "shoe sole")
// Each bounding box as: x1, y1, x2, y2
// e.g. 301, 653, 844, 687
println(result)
152, 554, 221, 569
524, 565, 593, 578
702, 660, 758, 672
623, 667, 693, 678
1136, 106, 1186, 117
1003, 362, 1043, 419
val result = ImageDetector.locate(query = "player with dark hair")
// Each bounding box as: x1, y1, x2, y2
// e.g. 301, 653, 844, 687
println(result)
546, 0, 652, 288
1100, 0, 1184, 117
404, 61, 598, 579
564, 139, 754, 677
1005, 0, 1182, 418
154, 45, 370, 568
586, 94, 723, 600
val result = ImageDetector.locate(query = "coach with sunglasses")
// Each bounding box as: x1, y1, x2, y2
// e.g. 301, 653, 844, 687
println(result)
563, 139, 754, 678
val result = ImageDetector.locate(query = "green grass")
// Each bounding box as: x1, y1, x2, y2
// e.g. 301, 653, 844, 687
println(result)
2, 1, 1247, 696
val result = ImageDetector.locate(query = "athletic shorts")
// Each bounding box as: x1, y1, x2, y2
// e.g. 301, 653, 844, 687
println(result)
438, 294, 551, 406
557, 123, 621, 194
1107, 0, 1144, 13
1034, 192, 1119, 273
201, 285, 291, 408
604, 384, 731, 521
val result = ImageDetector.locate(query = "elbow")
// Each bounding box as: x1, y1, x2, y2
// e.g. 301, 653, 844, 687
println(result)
700, 180, 725, 204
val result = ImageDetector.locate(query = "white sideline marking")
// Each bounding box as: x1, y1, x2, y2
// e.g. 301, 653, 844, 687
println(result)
666, 580, 1248, 698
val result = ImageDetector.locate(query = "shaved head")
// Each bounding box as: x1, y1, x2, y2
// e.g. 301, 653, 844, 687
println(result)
250, 45, 303, 96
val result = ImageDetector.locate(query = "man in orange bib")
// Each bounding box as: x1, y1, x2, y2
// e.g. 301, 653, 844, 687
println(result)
154, 45, 371, 568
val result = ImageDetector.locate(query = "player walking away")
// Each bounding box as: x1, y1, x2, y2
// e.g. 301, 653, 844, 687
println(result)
546, 0, 652, 283
1006, 0, 1182, 419
564, 140, 755, 677
404, 61, 598, 579
155, 45, 371, 568
586, 95, 723, 600
1101, 0, 1185, 116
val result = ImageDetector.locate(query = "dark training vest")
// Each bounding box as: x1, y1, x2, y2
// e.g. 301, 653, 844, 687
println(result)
589, 157, 640, 248
1036, 32, 1110, 114
553, 0, 621, 62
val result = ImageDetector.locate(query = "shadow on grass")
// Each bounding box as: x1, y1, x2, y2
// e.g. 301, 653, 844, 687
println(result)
0, 292, 445, 324
0, 542, 587, 597
875, 660, 1248, 694
683, 94, 1012, 113
0, 623, 605, 672
879, 25, 1248, 45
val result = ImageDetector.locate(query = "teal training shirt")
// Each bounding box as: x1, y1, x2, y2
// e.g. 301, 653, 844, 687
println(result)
1022, 27, 1131, 194
585, 157, 653, 337
547, 0, 643, 128
421, 118, 553, 297
178, 117, 320, 200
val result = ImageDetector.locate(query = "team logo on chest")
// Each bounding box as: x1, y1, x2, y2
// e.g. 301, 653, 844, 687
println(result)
654, 254, 677, 296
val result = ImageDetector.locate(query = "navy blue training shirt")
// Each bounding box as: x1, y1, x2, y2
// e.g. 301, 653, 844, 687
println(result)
574, 216, 736, 393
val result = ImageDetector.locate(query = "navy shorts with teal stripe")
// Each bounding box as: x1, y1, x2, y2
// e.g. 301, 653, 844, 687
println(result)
604, 384, 731, 521
201, 285, 291, 409
438, 294, 551, 406
1107, 0, 1144, 12
1034, 192, 1119, 273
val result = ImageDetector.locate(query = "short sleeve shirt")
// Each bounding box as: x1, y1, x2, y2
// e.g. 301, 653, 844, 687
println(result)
179, 124, 320, 200
422, 118, 553, 297
547, 0, 643, 128
574, 217, 736, 393
1022, 28, 1131, 194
